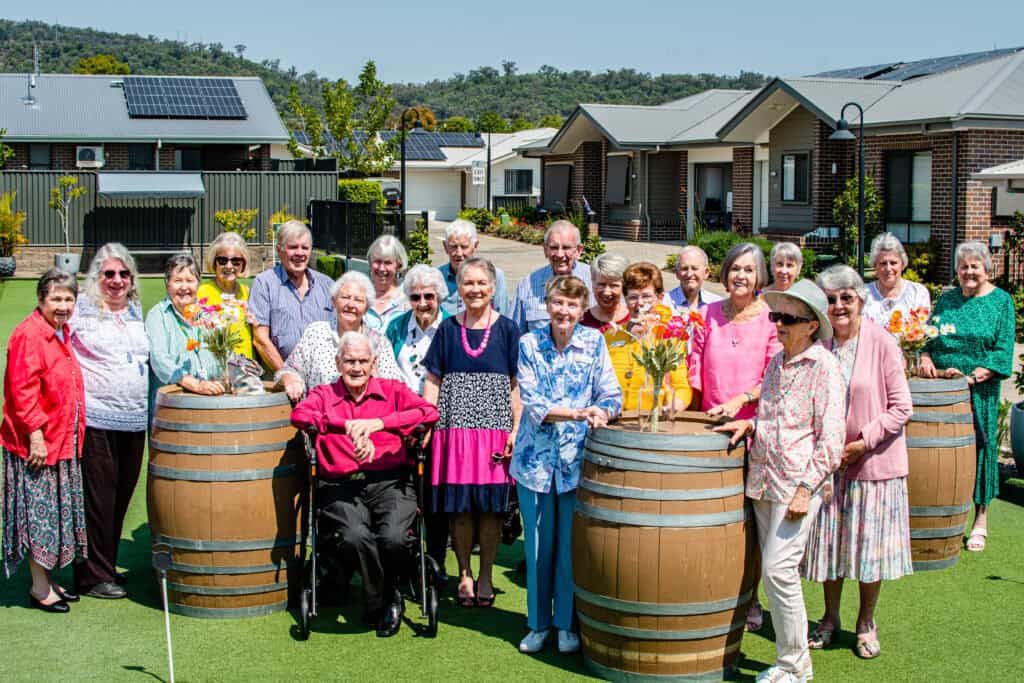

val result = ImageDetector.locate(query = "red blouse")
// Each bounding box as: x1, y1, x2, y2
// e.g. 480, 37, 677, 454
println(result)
1, 309, 86, 465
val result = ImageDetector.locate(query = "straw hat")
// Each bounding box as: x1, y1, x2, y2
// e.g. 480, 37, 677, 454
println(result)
763, 279, 833, 341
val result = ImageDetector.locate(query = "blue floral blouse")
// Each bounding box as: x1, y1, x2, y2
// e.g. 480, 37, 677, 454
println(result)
511, 324, 623, 494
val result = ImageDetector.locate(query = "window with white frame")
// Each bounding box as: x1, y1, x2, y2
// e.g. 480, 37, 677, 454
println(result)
504, 169, 533, 195
781, 151, 809, 202
885, 151, 932, 243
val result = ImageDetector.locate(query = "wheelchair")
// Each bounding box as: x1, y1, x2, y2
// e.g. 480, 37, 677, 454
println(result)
296, 426, 442, 640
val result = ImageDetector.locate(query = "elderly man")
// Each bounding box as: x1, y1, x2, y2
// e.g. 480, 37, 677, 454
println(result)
249, 220, 336, 371
291, 331, 439, 638
667, 245, 722, 311
510, 220, 594, 335
438, 219, 510, 316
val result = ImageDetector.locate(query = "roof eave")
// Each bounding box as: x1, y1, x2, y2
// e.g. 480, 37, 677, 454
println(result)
716, 78, 840, 140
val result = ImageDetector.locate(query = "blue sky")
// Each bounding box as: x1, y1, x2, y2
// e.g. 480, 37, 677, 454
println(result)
5, 1, 1023, 83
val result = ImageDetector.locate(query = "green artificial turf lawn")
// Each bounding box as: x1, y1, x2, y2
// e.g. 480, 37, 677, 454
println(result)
1, 278, 1023, 682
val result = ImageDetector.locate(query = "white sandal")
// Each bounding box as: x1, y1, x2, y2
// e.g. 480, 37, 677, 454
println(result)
966, 527, 987, 552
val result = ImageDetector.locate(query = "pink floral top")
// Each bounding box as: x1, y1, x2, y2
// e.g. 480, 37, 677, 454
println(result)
747, 343, 845, 504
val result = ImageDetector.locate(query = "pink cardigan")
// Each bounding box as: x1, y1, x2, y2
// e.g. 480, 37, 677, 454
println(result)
829, 318, 912, 480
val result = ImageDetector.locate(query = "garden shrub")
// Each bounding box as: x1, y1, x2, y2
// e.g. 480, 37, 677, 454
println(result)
338, 179, 386, 207
458, 207, 496, 234
405, 219, 430, 266
580, 233, 606, 264
315, 252, 346, 279
214, 208, 259, 241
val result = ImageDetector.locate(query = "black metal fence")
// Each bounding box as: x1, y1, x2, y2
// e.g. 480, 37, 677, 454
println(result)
306, 201, 414, 260
493, 195, 537, 212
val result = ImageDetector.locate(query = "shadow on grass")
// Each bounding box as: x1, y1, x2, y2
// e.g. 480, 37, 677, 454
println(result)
986, 574, 1024, 584
121, 664, 168, 682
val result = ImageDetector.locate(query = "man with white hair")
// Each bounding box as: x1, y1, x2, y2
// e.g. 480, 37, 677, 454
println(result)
510, 220, 594, 335
438, 219, 510, 316
667, 245, 722, 311
249, 220, 336, 371
291, 331, 439, 638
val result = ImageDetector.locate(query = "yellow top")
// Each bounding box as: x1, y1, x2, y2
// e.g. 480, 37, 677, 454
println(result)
604, 327, 692, 413
196, 281, 254, 359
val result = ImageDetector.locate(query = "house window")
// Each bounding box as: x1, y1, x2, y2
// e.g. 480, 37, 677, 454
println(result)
606, 155, 632, 205
886, 151, 932, 243
29, 144, 52, 170
1009, 178, 1024, 193
781, 152, 809, 202
504, 169, 533, 195
175, 148, 202, 171
128, 144, 155, 170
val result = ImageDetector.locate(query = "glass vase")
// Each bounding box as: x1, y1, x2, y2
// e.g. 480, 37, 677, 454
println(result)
904, 350, 921, 379
637, 372, 666, 433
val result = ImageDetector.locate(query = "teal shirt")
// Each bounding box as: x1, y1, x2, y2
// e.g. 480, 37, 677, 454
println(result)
144, 298, 222, 421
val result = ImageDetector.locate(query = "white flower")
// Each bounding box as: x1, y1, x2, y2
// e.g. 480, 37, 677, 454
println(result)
924, 326, 939, 339
940, 323, 956, 335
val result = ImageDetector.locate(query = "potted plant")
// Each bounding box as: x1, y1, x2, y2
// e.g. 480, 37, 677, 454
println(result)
48, 175, 87, 273
0, 191, 28, 277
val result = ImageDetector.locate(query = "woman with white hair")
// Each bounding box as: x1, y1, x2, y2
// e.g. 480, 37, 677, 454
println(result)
68, 244, 149, 599
365, 235, 409, 331
385, 264, 451, 394
198, 231, 253, 358
919, 241, 1015, 553
580, 253, 630, 331
863, 233, 931, 326
278, 271, 401, 401
765, 242, 803, 293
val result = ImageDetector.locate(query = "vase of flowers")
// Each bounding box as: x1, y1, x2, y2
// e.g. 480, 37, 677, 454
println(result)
629, 304, 702, 433
183, 296, 246, 392
885, 307, 955, 378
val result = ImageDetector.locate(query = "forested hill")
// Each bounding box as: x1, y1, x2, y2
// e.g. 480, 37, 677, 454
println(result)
0, 19, 769, 125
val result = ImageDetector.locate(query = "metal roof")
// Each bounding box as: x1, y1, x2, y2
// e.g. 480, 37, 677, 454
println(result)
812, 47, 1023, 82
0, 73, 288, 143
292, 129, 483, 161
97, 172, 205, 198
972, 159, 1024, 179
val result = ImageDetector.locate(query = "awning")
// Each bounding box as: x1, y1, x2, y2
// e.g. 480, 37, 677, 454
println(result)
97, 173, 206, 199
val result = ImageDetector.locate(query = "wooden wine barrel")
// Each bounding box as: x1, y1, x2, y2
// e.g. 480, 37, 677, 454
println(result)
147, 385, 303, 618
906, 378, 976, 571
573, 414, 756, 682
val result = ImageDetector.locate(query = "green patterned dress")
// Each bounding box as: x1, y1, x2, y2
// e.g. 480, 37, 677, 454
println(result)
924, 286, 1015, 505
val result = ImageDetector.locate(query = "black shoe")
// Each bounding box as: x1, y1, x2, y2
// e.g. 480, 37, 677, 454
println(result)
361, 607, 383, 626
54, 586, 80, 603
114, 572, 128, 585
29, 594, 70, 613
81, 581, 127, 599
376, 601, 404, 638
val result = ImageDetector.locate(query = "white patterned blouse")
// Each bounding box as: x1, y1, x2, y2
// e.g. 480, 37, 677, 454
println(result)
277, 321, 401, 394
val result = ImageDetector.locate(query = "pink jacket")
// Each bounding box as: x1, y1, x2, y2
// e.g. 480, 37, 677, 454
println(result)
830, 318, 912, 480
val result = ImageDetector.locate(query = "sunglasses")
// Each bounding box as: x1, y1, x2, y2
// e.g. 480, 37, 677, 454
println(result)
826, 293, 857, 305
102, 269, 132, 280
768, 311, 815, 326
409, 292, 436, 302
215, 256, 245, 267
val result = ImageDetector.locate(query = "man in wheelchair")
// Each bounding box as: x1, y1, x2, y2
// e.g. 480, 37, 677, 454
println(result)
291, 331, 439, 637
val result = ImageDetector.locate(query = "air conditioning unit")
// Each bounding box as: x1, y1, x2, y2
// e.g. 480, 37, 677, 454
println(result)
76, 145, 105, 168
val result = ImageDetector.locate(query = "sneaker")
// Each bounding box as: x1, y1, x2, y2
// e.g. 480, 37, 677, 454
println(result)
557, 629, 580, 654
755, 665, 813, 683
519, 629, 550, 653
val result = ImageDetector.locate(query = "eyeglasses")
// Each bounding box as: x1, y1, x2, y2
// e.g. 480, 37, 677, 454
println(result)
102, 269, 132, 280
625, 293, 657, 304
215, 256, 245, 267
409, 293, 436, 302
826, 293, 857, 306
768, 311, 815, 326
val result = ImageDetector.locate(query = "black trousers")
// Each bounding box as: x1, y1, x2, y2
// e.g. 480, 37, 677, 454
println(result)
319, 469, 417, 613
74, 427, 146, 588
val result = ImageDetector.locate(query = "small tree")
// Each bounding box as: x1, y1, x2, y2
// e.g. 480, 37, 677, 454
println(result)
832, 174, 883, 266
401, 106, 437, 131
214, 208, 259, 241
48, 176, 87, 254
73, 54, 131, 75
476, 112, 510, 133
440, 116, 474, 133
537, 114, 564, 129
0, 191, 29, 257
0, 128, 14, 169
510, 116, 533, 132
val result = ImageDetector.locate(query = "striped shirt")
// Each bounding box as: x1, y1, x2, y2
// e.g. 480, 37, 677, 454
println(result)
510, 262, 594, 336
248, 264, 337, 361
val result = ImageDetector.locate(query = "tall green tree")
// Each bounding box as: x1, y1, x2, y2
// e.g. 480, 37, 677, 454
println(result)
537, 114, 564, 129
73, 54, 130, 75
476, 111, 509, 133
440, 116, 474, 132
510, 116, 534, 132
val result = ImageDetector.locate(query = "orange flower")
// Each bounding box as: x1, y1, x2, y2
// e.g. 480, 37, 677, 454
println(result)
652, 304, 673, 323
186, 339, 200, 351
688, 309, 705, 328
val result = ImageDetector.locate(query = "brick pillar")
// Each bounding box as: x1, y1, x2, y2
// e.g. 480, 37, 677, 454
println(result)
571, 141, 603, 217
599, 137, 609, 227
813, 119, 854, 230
732, 147, 753, 235
678, 150, 689, 230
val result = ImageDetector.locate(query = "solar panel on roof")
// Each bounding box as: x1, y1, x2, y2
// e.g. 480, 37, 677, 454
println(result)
124, 77, 247, 119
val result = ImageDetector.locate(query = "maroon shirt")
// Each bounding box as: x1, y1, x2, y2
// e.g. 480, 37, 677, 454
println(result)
580, 308, 631, 333
291, 377, 438, 478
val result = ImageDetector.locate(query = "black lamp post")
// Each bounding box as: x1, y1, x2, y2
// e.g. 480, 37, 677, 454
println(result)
486, 130, 493, 213
400, 108, 424, 219
829, 102, 865, 276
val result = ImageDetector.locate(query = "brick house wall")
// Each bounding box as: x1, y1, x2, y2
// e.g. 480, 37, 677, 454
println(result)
812, 120, 855, 231
678, 150, 689, 227
732, 147, 754, 235
3, 142, 268, 171
571, 141, 603, 218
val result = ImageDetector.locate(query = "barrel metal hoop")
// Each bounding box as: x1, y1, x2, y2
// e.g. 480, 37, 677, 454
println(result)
584, 438, 743, 470
167, 601, 288, 619
152, 534, 301, 552
148, 463, 298, 482
170, 561, 286, 575
910, 503, 972, 516
157, 391, 290, 410
910, 392, 971, 406
912, 556, 960, 572
908, 411, 973, 424
908, 378, 969, 393
153, 418, 293, 433
575, 585, 753, 616
583, 452, 719, 475
578, 610, 743, 641
588, 427, 733, 453
578, 478, 744, 502
576, 501, 747, 528
168, 581, 288, 596
906, 435, 975, 449
583, 655, 733, 683
910, 522, 967, 539
149, 438, 293, 456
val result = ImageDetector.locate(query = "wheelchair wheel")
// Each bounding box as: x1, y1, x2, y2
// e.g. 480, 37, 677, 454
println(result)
425, 582, 439, 638
298, 587, 312, 641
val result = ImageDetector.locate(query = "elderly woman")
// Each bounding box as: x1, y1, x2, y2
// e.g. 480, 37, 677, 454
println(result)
801, 265, 913, 660
423, 256, 521, 609
68, 244, 149, 600
863, 233, 931, 326
279, 271, 401, 400
146, 254, 224, 417
513, 275, 622, 654
920, 241, 1015, 553
197, 231, 253, 358
386, 264, 451, 394
2, 270, 86, 613
580, 253, 631, 331
365, 235, 409, 331
765, 242, 803, 292
716, 279, 845, 683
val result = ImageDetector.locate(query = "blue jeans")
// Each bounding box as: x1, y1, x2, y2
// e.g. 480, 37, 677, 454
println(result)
518, 483, 576, 631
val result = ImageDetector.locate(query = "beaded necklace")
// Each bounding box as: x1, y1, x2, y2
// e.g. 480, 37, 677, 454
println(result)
460, 308, 494, 358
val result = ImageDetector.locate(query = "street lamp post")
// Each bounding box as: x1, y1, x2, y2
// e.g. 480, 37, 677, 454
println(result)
486, 130, 492, 213
829, 102, 865, 276
400, 108, 424, 227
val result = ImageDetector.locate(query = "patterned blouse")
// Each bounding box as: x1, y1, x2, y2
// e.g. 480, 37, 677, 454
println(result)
747, 342, 846, 504
511, 325, 623, 495
278, 321, 401, 394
